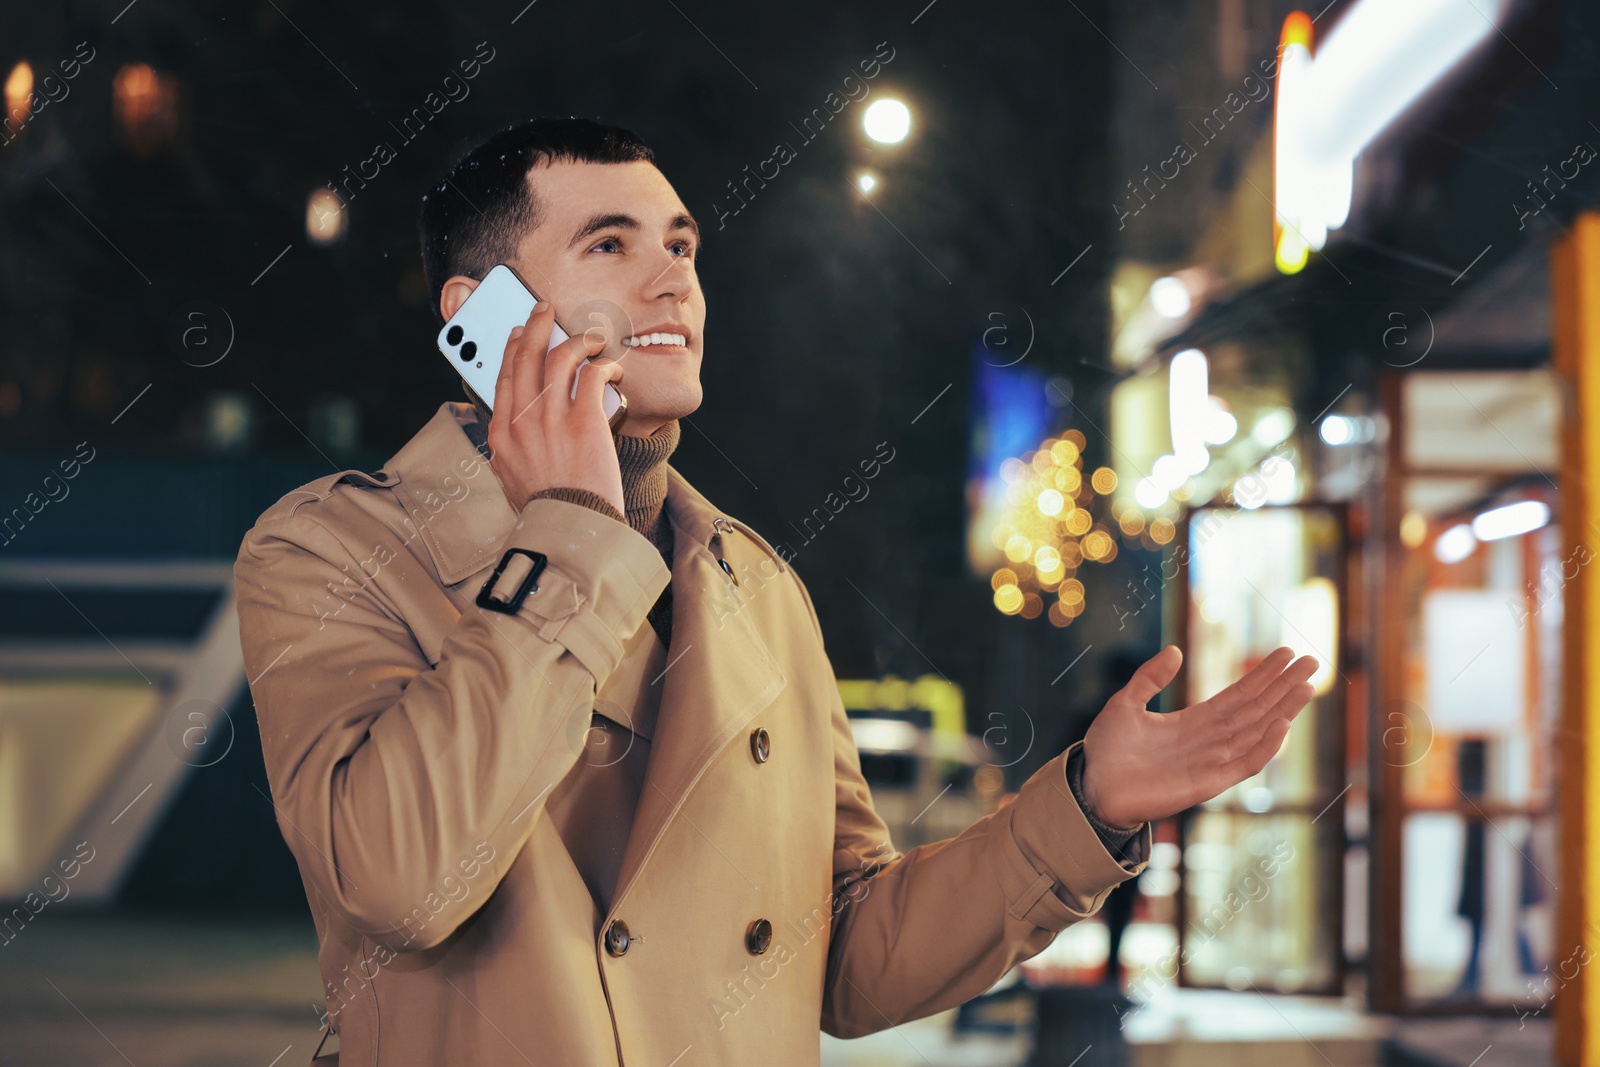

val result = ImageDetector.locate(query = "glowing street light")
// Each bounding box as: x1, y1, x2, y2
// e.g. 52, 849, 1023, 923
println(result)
863, 98, 911, 144
307, 188, 347, 244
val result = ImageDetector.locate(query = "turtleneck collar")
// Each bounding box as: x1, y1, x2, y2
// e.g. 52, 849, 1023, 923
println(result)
461, 401, 680, 544
615, 419, 679, 539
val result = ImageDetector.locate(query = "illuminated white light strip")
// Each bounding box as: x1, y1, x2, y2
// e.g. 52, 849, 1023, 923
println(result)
1275, 0, 1511, 262
1169, 348, 1209, 475
1305, 0, 1512, 166
1471, 500, 1550, 541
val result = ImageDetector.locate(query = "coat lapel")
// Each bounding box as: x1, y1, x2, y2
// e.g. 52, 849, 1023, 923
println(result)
607, 467, 788, 912
381, 405, 789, 913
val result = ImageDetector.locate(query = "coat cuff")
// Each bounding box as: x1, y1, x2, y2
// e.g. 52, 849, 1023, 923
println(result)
485, 496, 671, 682
990, 740, 1150, 930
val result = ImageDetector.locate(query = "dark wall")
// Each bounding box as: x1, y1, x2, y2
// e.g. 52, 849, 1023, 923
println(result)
119, 682, 310, 914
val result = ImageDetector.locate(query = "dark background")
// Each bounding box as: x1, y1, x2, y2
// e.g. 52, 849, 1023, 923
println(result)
0, 0, 1130, 911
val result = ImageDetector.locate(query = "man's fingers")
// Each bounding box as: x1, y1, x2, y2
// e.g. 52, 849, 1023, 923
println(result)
546, 324, 610, 413
1208, 646, 1294, 713
572, 356, 624, 412
1225, 680, 1313, 771
508, 302, 556, 425
1120, 645, 1183, 706
493, 323, 522, 421
1249, 655, 1319, 718
1226, 715, 1295, 780
1216, 652, 1317, 727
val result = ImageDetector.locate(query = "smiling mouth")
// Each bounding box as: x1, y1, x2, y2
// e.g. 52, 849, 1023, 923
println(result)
622, 332, 689, 349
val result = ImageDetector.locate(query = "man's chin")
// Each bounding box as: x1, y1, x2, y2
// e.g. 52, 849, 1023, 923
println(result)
616, 380, 703, 436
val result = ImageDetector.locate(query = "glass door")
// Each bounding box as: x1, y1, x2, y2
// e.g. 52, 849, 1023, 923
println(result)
1173, 503, 1349, 994
1374, 369, 1561, 1013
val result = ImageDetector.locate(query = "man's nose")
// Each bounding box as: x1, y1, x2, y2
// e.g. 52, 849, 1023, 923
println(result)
641, 251, 692, 300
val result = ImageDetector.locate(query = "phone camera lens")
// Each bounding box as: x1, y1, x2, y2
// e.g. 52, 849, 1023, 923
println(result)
447, 325, 464, 346
459, 341, 477, 362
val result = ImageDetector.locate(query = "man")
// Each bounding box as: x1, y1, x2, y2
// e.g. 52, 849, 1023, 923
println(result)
233, 118, 1317, 1066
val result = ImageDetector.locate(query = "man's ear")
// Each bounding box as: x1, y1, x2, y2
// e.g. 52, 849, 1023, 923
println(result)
439, 274, 482, 323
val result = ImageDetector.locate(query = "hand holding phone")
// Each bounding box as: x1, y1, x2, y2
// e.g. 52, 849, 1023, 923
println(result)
490, 302, 628, 515
438, 263, 627, 430
438, 266, 628, 514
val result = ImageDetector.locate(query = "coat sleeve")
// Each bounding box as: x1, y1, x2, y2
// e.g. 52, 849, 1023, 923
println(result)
233, 494, 670, 953
787, 571, 1152, 1039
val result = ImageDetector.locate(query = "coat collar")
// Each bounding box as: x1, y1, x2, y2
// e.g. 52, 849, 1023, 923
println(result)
382, 402, 789, 587
382, 402, 790, 912
382, 402, 517, 587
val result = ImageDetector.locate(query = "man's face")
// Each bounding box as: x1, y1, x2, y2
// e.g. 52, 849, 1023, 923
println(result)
509, 158, 705, 436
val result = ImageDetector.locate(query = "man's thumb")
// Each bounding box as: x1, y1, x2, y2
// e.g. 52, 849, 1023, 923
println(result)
1120, 645, 1183, 705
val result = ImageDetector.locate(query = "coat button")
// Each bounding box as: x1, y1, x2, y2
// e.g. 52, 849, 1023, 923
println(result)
718, 557, 738, 584
746, 918, 773, 955
605, 919, 631, 957
750, 727, 771, 764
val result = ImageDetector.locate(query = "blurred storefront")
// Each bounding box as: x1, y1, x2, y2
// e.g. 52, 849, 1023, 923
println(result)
966, 0, 1596, 1062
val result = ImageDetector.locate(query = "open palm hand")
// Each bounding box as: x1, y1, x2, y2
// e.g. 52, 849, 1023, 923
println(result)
1079, 645, 1319, 829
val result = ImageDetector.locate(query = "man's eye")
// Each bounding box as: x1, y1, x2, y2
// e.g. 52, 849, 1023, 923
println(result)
671, 241, 696, 258
591, 237, 622, 253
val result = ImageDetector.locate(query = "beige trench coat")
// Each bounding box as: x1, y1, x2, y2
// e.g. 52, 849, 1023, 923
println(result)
233, 401, 1150, 1066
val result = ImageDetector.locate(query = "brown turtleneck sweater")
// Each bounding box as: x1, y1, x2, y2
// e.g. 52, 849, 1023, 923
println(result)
462, 400, 677, 649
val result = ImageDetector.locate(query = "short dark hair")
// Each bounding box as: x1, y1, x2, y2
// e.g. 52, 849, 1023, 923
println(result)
417, 117, 656, 326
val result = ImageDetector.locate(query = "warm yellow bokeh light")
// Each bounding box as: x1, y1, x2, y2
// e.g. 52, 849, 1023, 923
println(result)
1051, 440, 1080, 466
986, 429, 1119, 623
306, 188, 347, 243
1399, 510, 1428, 549
994, 584, 1024, 614
5, 61, 32, 121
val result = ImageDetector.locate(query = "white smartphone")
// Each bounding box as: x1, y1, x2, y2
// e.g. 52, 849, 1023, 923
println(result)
437, 263, 627, 431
